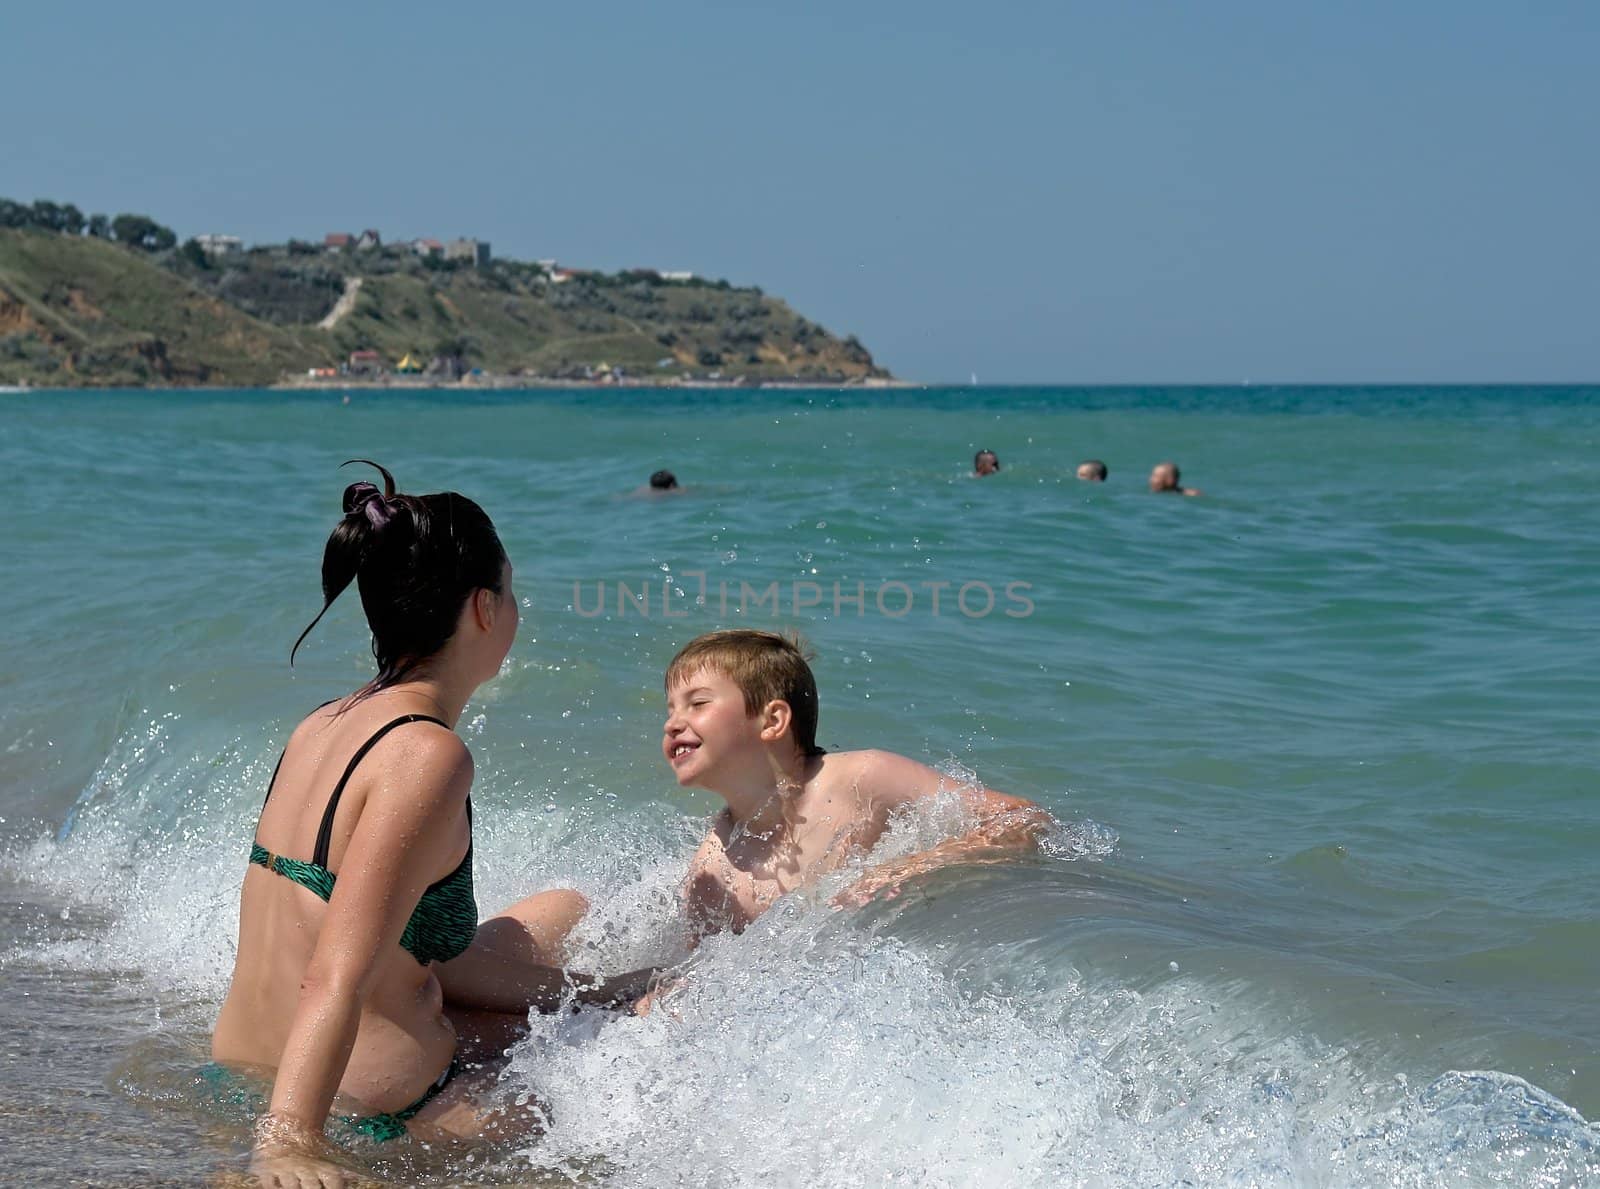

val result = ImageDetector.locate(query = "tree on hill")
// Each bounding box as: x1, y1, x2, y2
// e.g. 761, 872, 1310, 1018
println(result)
111, 213, 177, 252
0, 197, 88, 235
87, 213, 110, 239
179, 238, 211, 270
33, 201, 85, 235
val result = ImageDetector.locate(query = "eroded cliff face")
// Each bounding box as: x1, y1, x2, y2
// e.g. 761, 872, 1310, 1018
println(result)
0, 230, 316, 385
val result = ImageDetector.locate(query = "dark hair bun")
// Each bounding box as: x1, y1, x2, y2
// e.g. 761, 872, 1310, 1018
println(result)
342, 480, 403, 530
291, 461, 507, 681
341, 460, 404, 531
343, 480, 381, 514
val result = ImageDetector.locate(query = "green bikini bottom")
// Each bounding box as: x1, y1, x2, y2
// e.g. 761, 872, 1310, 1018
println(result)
197, 1058, 458, 1143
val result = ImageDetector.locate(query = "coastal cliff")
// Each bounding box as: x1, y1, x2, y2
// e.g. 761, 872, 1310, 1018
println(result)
0, 224, 891, 388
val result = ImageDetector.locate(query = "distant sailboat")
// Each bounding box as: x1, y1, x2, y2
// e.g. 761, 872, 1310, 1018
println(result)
970, 371, 979, 387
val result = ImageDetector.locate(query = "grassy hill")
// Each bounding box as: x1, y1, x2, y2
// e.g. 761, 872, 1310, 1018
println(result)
0, 229, 890, 387
0, 230, 316, 385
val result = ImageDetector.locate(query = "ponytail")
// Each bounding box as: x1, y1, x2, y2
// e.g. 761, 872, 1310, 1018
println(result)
290, 462, 506, 696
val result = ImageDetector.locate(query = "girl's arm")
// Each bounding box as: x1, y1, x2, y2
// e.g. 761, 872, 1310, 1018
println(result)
257, 729, 472, 1138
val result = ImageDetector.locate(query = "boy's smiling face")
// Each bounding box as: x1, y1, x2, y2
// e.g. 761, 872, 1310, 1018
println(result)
663, 666, 763, 788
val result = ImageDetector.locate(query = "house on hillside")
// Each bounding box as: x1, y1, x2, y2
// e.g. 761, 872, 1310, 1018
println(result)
659, 270, 695, 282
195, 234, 244, 256
356, 229, 382, 250
348, 349, 382, 375
411, 238, 444, 258
446, 238, 491, 266
325, 232, 353, 251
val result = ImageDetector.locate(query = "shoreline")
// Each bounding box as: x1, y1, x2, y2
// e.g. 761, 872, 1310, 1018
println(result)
271, 373, 914, 392
0, 376, 916, 394
7, 379, 1596, 395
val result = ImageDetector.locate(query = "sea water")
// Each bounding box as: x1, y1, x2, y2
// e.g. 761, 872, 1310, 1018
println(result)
0, 385, 1596, 1186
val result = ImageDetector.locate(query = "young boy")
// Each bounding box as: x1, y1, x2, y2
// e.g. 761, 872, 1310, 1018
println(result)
661, 629, 1050, 938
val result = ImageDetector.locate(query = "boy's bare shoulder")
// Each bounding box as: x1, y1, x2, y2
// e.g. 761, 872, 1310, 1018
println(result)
817, 747, 915, 770
814, 748, 947, 808
813, 748, 875, 772
812, 748, 895, 788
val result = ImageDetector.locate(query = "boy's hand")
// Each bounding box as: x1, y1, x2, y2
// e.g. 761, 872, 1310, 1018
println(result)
633, 976, 686, 1019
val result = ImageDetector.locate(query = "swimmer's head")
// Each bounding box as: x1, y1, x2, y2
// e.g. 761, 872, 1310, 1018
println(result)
1148, 461, 1181, 492
974, 449, 1000, 476
649, 470, 679, 490
292, 460, 513, 698
1076, 459, 1108, 482
665, 629, 822, 758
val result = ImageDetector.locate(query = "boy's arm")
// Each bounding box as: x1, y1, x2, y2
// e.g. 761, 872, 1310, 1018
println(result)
682, 823, 735, 944
634, 827, 728, 1018
836, 750, 1051, 907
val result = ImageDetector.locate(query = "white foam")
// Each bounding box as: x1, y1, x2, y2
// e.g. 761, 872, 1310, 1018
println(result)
6, 715, 1595, 1187
502, 893, 1599, 1188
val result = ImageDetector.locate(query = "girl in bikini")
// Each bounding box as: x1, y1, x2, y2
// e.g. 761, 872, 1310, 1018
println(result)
211, 461, 650, 1186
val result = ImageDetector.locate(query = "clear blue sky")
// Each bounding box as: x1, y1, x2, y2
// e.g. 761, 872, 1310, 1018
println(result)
6, 1, 1597, 382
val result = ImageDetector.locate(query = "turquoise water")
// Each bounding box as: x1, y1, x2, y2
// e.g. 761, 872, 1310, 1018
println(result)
1, 385, 1597, 1186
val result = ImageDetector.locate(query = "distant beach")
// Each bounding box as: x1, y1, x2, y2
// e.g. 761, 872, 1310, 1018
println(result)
271, 373, 915, 391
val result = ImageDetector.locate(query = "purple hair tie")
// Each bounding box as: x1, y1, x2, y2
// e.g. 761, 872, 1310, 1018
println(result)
343, 480, 397, 530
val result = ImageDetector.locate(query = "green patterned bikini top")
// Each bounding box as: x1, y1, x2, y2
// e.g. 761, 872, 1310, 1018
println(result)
249, 714, 478, 966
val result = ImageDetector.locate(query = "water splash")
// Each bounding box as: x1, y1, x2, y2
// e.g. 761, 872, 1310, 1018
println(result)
5, 715, 1596, 1187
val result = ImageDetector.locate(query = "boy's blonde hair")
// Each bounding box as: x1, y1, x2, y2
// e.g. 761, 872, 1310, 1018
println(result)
666, 629, 823, 756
